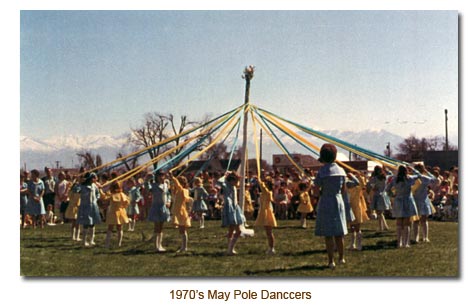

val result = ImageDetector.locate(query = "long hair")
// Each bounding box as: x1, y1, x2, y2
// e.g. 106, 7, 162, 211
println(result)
396, 166, 408, 184
372, 166, 386, 180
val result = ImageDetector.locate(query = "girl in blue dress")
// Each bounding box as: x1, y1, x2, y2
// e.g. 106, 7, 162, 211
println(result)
314, 144, 348, 269
385, 166, 419, 248
25, 169, 46, 229
192, 177, 209, 228
147, 171, 171, 252
412, 164, 437, 243
77, 172, 101, 247
367, 166, 392, 231
218, 171, 245, 255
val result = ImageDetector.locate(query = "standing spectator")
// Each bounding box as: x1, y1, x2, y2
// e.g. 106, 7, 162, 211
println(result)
274, 181, 292, 220
55, 171, 70, 224
448, 166, 458, 194
42, 167, 57, 216
25, 169, 46, 229
314, 144, 348, 269
20, 174, 28, 228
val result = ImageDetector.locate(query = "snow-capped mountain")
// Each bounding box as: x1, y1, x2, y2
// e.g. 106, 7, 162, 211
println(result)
21, 134, 129, 152
19, 129, 457, 171
20, 134, 132, 170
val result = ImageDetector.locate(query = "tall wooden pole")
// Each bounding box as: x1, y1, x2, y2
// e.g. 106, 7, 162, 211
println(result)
239, 65, 254, 211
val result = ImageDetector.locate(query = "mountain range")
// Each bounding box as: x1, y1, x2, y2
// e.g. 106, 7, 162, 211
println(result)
20, 130, 457, 170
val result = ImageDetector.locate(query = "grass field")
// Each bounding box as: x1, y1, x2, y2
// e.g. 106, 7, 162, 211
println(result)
20, 219, 458, 277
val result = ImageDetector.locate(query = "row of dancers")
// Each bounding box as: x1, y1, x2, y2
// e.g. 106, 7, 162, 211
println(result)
21, 143, 444, 268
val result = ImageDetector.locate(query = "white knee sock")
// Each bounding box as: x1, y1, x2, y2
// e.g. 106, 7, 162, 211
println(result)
118, 230, 123, 247
396, 225, 403, 248
403, 225, 411, 247
159, 233, 166, 251
349, 231, 356, 250
413, 222, 420, 242
200, 215, 205, 228
90, 227, 96, 245
83, 227, 89, 246
423, 221, 429, 242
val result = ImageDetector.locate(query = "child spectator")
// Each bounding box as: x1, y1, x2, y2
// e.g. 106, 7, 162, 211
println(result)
45, 204, 57, 225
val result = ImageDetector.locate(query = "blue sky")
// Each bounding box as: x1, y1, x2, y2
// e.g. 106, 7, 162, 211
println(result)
20, 10, 458, 143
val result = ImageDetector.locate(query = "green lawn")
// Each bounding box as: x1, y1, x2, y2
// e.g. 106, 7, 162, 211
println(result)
20, 219, 458, 277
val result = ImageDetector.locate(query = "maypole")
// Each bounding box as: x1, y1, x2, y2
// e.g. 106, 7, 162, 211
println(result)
239, 65, 254, 212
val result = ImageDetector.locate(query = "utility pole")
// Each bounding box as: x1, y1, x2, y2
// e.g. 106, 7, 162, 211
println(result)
445, 109, 449, 151
239, 65, 254, 212
260, 128, 263, 171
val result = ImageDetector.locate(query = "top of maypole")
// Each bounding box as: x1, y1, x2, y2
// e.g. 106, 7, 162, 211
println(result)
242, 65, 255, 106
242, 65, 255, 81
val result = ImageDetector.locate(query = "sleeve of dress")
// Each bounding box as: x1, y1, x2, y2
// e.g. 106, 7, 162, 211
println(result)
408, 175, 419, 185
314, 173, 323, 187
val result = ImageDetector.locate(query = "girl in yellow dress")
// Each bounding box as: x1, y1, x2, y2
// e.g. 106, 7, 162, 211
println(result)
297, 182, 313, 228
255, 179, 277, 255
100, 181, 130, 248
346, 171, 370, 250
65, 178, 81, 241
169, 173, 192, 252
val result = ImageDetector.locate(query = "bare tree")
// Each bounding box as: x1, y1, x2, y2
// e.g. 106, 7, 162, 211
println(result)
395, 135, 458, 161
116, 152, 140, 172
130, 112, 204, 169
76, 151, 103, 170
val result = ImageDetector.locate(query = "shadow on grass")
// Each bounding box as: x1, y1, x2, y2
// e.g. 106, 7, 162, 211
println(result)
364, 231, 394, 239
362, 240, 397, 251
244, 263, 328, 275
281, 249, 326, 256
